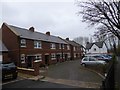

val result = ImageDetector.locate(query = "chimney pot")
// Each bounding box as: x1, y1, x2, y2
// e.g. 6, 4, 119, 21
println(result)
29, 27, 34, 32
66, 38, 69, 41
46, 31, 50, 36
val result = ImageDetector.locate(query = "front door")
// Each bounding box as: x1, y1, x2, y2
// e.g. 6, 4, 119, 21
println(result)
45, 55, 49, 65
56, 54, 60, 62
27, 56, 34, 68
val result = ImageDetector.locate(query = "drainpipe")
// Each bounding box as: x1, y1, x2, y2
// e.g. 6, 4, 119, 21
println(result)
18, 36, 21, 67
61, 44, 63, 61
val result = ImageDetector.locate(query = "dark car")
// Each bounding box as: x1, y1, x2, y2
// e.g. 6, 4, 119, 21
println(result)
1, 61, 18, 81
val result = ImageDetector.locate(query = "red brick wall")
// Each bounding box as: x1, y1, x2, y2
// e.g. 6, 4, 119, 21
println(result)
2, 23, 20, 65
2, 52, 10, 63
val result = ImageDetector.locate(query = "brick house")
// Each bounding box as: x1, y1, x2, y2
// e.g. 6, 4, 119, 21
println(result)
59, 37, 82, 60
1, 23, 70, 68
0, 40, 10, 63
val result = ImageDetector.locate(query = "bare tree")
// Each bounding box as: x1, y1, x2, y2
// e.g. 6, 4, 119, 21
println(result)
77, 0, 120, 40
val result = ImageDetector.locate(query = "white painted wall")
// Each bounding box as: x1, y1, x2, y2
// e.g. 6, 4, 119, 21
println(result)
87, 43, 107, 54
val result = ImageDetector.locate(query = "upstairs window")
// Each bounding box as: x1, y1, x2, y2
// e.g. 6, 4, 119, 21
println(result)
62, 44, 64, 49
50, 43, 56, 49
59, 44, 61, 49
67, 45, 70, 50
20, 39, 26, 47
34, 41, 42, 49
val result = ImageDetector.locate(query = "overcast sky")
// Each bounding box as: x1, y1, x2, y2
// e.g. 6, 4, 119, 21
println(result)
1, 0, 96, 40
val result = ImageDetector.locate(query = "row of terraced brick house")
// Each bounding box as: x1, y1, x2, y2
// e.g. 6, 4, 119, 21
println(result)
0, 23, 83, 75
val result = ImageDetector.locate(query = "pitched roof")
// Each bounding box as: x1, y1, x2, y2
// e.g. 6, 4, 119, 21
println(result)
86, 41, 104, 50
86, 43, 93, 50
94, 41, 104, 48
0, 40, 8, 52
58, 37, 81, 47
5, 23, 67, 44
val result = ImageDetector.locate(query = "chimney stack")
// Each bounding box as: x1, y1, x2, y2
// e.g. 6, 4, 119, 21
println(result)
46, 31, 50, 36
29, 27, 34, 32
66, 38, 69, 41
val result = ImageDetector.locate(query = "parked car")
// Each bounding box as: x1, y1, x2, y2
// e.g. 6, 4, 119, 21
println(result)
0, 61, 18, 81
80, 56, 106, 67
93, 54, 111, 62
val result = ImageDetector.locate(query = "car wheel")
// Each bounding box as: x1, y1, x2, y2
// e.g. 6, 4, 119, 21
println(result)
82, 63, 86, 67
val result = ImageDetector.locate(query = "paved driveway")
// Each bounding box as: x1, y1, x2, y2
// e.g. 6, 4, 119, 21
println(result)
42, 59, 103, 88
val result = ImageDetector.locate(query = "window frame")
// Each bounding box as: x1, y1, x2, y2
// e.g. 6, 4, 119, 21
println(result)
20, 39, 26, 47
21, 54, 25, 63
34, 41, 42, 49
34, 54, 42, 62
51, 53, 56, 60
50, 43, 56, 49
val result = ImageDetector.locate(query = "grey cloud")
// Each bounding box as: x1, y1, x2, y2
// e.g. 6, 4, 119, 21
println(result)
2, 1, 95, 39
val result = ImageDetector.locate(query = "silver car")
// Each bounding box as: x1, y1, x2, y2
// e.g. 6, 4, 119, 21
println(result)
81, 56, 106, 67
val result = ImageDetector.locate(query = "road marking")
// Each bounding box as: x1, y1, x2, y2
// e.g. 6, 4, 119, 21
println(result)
2, 78, 24, 85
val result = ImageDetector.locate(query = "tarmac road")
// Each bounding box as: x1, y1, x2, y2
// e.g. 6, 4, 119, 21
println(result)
2, 59, 103, 89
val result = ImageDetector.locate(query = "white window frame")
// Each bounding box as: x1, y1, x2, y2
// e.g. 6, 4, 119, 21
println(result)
51, 53, 56, 60
59, 44, 61, 49
74, 47, 76, 51
34, 41, 42, 49
34, 54, 42, 62
67, 53, 71, 58
20, 39, 26, 47
67, 45, 70, 50
74, 53, 76, 58
21, 54, 25, 63
50, 43, 56, 49
62, 44, 64, 49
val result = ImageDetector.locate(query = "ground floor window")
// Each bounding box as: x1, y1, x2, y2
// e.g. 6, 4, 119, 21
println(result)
67, 53, 71, 58
34, 54, 42, 62
51, 53, 56, 60
21, 54, 25, 63
74, 53, 76, 58
63, 53, 65, 59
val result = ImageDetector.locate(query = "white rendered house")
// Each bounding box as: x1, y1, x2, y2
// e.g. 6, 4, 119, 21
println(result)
86, 41, 108, 54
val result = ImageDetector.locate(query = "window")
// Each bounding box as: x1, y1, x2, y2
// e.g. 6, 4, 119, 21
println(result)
34, 41, 42, 48
63, 53, 65, 59
59, 44, 61, 49
34, 54, 42, 62
21, 54, 25, 63
68, 53, 71, 58
89, 57, 96, 61
51, 53, 56, 60
67, 45, 70, 50
74, 47, 76, 51
20, 39, 26, 47
50, 43, 56, 49
94, 48, 96, 51
62, 44, 64, 49
59, 53, 62, 59
74, 53, 76, 58
83, 57, 88, 61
